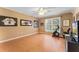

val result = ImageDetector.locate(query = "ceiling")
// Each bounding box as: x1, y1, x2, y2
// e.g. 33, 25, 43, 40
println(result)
5, 7, 75, 18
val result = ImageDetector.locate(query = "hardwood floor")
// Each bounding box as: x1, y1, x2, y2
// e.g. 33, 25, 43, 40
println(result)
0, 34, 65, 52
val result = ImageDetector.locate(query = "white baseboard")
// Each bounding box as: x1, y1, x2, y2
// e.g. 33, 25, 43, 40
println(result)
0, 32, 38, 43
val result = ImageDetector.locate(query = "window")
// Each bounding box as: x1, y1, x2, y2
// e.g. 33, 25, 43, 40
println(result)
45, 17, 61, 33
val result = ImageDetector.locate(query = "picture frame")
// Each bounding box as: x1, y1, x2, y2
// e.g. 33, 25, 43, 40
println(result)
63, 20, 69, 26
20, 19, 32, 26
0, 16, 17, 26
33, 20, 39, 28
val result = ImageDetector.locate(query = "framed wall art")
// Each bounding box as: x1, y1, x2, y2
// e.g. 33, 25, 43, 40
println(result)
33, 20, 39, 28
0, 16, 17, 26
63, 20, 69, 26
20, 19, 32, 26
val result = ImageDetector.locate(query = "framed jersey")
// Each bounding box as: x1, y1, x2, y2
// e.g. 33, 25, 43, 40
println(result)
0, 15, 17, 26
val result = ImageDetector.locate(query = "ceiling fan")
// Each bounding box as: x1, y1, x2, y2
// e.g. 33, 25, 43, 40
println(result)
32, 7, 57, 16
32, 8, 49, 16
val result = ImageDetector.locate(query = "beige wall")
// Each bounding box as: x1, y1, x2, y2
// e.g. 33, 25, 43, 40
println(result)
73, 8, 79, 20
0, 8, 38, 41
38, 13, 73, 33
73, 8, 79, 17
61, 13, 73, 32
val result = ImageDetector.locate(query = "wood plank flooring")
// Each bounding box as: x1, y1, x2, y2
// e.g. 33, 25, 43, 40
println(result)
0, 34, 65, 52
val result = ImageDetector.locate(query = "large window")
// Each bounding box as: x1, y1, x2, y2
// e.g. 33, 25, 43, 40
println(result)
45, 17, 61, 33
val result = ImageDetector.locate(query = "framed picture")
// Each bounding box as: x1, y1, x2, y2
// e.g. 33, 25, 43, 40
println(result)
20, 19, 32, 26
33, 20, 39, 28
63, 20, 69, 26
0, 16, 17, 26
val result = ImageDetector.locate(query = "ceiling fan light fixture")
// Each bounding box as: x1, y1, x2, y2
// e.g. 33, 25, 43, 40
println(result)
37, 8, 48, 15
38, 11, 45, 15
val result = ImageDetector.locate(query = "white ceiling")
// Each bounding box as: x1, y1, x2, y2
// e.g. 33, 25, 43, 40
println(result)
5, 7, 75, 18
